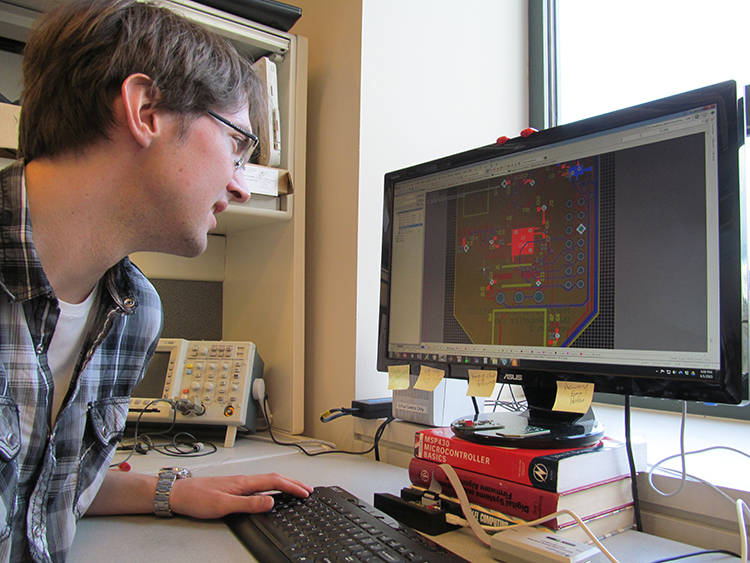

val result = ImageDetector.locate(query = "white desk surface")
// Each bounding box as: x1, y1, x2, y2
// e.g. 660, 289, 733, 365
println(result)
68, 434, 739, 563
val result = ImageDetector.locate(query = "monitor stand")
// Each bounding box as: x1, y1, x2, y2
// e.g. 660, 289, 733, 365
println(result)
450, 382, 604, 449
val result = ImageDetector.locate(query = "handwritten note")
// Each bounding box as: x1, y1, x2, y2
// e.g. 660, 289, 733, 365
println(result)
467, 370, 497, 397
552, 381, 595, 414
387, 365, 410, 390
414, 365, 445, 392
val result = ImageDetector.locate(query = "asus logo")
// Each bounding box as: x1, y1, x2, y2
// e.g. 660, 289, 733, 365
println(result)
503, 373, 523, 381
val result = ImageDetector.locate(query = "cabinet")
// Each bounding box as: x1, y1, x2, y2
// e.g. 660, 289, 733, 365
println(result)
0, 0, 307, 434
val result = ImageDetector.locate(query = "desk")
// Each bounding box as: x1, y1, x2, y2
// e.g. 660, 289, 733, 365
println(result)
68, 434, 739, 563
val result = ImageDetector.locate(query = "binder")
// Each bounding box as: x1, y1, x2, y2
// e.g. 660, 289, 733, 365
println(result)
195, 0, 302, 32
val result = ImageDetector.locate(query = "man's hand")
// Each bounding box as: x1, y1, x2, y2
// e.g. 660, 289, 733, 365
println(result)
86, 470, 313, 518
169, 473, 313, 518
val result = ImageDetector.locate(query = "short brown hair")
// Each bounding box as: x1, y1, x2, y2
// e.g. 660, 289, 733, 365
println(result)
19, 0, 261, 161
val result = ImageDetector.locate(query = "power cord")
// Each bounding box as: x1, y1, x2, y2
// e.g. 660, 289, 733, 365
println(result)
320, 406, 359, 423
261, 395, 395, 461
624, 396, 644, 532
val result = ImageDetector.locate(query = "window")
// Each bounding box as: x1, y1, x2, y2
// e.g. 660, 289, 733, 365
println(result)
528, 0, 750, 419
558, 1, 749, 125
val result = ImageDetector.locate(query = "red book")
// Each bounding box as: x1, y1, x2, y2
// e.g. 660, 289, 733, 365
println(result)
408, 456, 634, 529
413, 427, 646, 492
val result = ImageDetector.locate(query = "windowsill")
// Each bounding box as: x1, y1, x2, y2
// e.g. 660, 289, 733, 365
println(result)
353, 402, 750, 552
354, 401, 750, 514
591, 403, 750, 492
356, 402, 749, 491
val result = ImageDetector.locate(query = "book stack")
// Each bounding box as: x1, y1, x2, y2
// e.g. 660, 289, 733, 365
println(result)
410, 426, 647, 543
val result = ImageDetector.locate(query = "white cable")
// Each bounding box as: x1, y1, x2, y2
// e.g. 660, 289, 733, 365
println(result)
438, 464, 620, 563
736, 499, 748, 563
650, 445, 750, 502
646, 404, 750, 562
647, 400, 688, 497
438, 464, 492, 545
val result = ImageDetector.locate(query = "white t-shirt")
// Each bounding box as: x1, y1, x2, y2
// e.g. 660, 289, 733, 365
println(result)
48, 286, 100, 420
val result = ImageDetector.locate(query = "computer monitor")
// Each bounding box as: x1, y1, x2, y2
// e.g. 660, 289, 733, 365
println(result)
377, 80, 747, 448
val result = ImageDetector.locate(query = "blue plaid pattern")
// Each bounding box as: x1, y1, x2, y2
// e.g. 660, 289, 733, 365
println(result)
0, 161, 163, 562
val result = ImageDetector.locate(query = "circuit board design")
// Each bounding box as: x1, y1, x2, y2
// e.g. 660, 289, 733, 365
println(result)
452, 157, 600, 347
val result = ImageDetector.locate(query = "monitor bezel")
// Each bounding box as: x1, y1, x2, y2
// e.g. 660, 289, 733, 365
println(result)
377, 80, 748, 406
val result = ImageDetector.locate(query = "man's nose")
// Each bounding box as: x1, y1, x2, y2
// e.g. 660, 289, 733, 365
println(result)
229, 168, 251, 203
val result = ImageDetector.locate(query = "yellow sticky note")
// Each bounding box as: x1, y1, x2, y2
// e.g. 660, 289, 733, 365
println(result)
552, 381, 595, 414
414, 365, 445, 392
467, 370, 497, 397
387, 365, 411, 390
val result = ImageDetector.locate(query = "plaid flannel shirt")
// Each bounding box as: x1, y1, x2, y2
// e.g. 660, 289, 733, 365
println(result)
0, 161, 163, 563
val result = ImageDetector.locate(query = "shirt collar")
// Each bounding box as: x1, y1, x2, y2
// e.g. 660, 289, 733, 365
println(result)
0, 160, 52, 302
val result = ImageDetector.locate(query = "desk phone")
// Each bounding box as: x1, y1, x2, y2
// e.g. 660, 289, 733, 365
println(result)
128, 338, 264, 447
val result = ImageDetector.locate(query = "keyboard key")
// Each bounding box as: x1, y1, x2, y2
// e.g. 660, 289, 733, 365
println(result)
224, 486, 471, 563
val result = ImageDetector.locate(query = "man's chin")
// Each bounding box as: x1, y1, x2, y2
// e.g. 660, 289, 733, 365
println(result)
166, 235, 208, 259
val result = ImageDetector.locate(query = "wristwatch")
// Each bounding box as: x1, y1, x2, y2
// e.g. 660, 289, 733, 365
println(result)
154, 467, 192, 517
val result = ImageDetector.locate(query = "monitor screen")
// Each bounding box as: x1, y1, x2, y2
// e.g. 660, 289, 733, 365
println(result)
378, 81, 747, 446
131, 350, 172, 399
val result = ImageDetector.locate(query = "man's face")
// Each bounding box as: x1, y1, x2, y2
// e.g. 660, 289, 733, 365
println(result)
139, 105, 252, 257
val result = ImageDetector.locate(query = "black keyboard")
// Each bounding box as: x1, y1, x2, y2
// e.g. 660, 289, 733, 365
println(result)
225, 485, 471, 563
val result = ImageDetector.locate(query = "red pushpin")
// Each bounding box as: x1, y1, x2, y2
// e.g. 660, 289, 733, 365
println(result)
521, 127, 538, 138
496, 135, 510, 146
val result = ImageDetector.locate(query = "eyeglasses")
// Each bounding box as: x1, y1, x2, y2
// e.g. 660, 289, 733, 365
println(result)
207, 109, 259, 170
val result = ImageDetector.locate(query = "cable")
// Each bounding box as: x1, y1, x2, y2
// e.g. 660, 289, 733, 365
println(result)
241, 433, 339, 450
649, 550, 741, 563
648, 400, 688, 498
471, 396, 480, 416
146, 431, 219, 457
624, 396, 644, 532
113, 398, 218, 467
649, 445, 750, 500
437, 463, 621, 563
319, 407, 358, 423
262, 395, 395, 460
646, 408, 750, 563
487, 384, 527, 413
111, 398, 176, 468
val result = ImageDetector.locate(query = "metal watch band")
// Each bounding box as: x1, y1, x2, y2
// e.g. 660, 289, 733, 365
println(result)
154, 467, 192, 517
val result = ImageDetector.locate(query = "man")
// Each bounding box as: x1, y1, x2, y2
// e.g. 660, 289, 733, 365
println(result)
0, 1, 312, 561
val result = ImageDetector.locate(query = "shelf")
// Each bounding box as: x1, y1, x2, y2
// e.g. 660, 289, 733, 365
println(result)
214, 194, 294, 234
1, 0, 307, 437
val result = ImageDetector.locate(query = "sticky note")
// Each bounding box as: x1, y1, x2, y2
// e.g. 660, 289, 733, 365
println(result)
552, 381, 595, 413
414, 365, 445, 392
467, 370, 497, 397
387, 365, 410, 390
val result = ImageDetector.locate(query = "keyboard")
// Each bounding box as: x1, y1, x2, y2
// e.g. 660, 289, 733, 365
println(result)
225, 485, 471, 563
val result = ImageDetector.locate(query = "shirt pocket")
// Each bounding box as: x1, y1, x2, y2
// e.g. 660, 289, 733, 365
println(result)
0, 397, 20, 542
73, 397, 129, 518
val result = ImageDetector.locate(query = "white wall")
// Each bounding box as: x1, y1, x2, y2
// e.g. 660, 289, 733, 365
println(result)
292, 0, 363, 446
294, 0, 529, 448
356, 1, 530, 400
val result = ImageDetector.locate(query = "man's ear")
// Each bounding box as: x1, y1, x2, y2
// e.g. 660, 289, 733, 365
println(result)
120, 73, 161, 147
